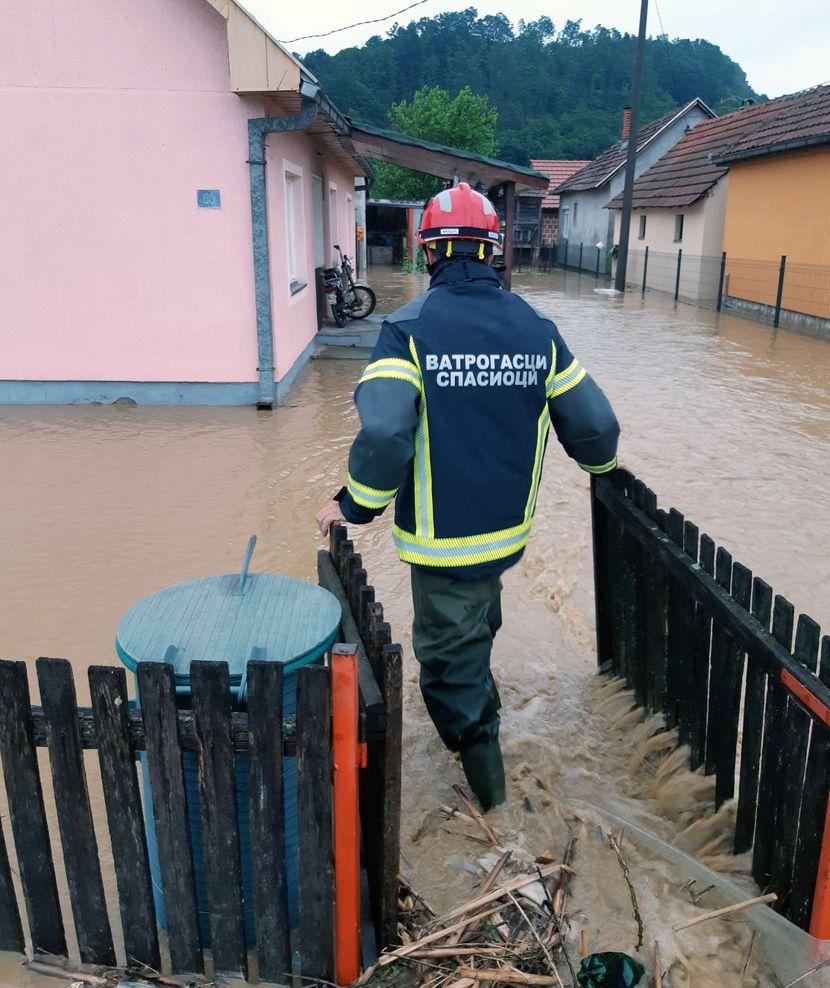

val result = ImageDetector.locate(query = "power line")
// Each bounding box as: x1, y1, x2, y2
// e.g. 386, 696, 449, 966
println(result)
653, 0, 681, 101
280, 0, 432, 45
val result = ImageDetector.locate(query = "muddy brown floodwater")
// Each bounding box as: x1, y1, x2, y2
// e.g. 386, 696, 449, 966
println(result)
1, 267, 829, 986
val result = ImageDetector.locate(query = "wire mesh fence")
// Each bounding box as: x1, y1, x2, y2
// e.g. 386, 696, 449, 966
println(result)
623, 249, 724, 307
535, 241, 612, 278
586, 246, 828, 334
512, 241, 829, 334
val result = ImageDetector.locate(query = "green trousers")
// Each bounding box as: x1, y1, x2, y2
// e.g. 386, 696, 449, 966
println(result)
410, 567, 503, 752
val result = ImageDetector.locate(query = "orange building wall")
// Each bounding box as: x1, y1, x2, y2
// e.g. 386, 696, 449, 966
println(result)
722, 147, 830, 319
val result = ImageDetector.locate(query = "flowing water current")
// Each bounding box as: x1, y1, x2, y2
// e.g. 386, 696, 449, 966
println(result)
1, 268, 829, 986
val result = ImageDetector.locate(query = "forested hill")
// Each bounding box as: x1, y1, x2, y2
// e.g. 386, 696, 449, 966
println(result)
302, 11, 760, 164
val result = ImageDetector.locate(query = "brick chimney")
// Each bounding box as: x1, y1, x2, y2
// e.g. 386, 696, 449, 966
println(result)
621, 106, 632, 141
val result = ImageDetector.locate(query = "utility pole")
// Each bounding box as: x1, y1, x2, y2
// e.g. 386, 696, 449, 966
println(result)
614, 0, 649, 292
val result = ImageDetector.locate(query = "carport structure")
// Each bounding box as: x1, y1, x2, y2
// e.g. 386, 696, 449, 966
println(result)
349, 123, 549, 288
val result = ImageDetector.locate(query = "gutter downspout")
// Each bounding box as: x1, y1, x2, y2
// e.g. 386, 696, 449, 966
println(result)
248, 87, 319, 408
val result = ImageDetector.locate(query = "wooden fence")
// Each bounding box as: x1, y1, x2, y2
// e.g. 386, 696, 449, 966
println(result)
591, 469, 830, 938
0, 536, 402, 983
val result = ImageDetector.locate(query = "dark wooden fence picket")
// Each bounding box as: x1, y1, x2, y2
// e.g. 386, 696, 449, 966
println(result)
754, 596, 795, 890
790, 636, 830, 927
37, 658, 115, 966
297, 664, 335, 981
138, 661, 203, 975
0, 660, 66, 957
733, 578, 772, 854
0, 826, 23, 955
190, 662, 247, 980
88, 665, 160, 970
591, 471, 830, 936
246, 660, 290, 983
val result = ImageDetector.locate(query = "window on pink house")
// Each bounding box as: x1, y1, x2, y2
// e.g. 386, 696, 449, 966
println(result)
285, 171, 306, 295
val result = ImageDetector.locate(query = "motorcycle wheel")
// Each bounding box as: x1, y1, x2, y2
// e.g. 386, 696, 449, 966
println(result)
347, 285, 377, 320
332, 301, 348, 328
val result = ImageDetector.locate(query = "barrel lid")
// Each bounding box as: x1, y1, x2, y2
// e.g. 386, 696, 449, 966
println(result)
116, 572, 341, 686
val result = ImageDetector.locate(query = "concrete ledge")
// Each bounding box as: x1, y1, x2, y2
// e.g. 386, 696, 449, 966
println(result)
723, 296, 830, 339
316, 314, 383, 350
0, 379, 261, 406
0, 333, 322, 407
312, 345, 374, 361
274, 334, 318, 404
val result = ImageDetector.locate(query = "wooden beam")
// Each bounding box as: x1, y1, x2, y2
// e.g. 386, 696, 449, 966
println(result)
28, 705, 302, 751
503, 181, 516, 291
349, 130, 548, 193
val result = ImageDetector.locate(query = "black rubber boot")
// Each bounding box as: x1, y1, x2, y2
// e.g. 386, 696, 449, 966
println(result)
460, 740, 506, 811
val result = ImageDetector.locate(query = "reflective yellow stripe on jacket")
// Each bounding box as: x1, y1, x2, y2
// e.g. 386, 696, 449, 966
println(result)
393, 521, 532, 567
408, 337, 434, 539
548, 357, 586, 398
347, 474, 397, 509
358, 357, 421, 390
525, 341, 557, 521
525, 405, 551, 522
578, 457, 618, 475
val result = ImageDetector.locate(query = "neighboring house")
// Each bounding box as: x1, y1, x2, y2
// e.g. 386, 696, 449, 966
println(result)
717, 85, 830, 327
509, 192, 547, 252
608, 85, 830, 317
1, 0, 365, 407
555, 100, 715, 274
526, 160, 589, 246
366, 200, 425, 266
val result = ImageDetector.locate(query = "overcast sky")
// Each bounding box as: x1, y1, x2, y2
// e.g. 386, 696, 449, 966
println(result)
244, 0, 830, 98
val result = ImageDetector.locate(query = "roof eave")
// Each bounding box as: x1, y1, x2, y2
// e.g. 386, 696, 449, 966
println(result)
714, 133, 830, 164
604, 189, 708, 210
349, 123, 550, 193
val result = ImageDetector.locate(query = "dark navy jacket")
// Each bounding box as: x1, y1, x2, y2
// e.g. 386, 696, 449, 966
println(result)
339, 260, 619, 579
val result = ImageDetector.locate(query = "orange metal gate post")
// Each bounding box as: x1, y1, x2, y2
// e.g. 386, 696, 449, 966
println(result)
811, 795, 830, 938
332, 644, 364, 983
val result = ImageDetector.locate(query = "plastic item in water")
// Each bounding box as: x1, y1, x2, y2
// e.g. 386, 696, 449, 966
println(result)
577, 951, 644, 987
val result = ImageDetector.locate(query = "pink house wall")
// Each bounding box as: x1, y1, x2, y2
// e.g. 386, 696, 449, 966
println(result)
0, 0, 357, 397
265, 133, 356, 380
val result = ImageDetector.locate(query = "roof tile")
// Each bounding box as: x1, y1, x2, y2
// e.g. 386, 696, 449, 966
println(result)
528, 159, 590, 208
607, 85, 830, 209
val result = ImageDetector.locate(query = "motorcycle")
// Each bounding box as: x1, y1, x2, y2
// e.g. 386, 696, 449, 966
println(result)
323, 245, 377, 327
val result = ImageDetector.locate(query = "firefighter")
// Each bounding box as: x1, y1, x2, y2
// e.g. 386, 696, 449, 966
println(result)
316, 182, 619, 811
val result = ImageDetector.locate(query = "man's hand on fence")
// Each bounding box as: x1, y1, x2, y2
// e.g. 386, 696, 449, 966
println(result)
316, 500, 345, 536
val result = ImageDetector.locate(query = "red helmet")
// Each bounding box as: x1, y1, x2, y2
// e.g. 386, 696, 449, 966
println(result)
418, 183, 503, 249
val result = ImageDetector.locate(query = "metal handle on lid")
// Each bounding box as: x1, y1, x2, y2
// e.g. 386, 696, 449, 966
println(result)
238, 534, 257, 593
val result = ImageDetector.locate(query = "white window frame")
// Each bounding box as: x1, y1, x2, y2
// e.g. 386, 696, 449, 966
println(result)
328, 182, 340, 266
284, 162, 306, 296
638, 214, 647, 240
311, 174, 324, 269
560, 207, 569, 240
674, 213, 684, 243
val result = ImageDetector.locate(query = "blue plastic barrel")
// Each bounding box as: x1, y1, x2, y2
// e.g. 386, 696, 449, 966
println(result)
116, 565, 341, 948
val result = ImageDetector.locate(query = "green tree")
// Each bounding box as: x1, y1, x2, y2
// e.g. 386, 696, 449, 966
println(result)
371, 85, 499, 200
303, 9, 761, 166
